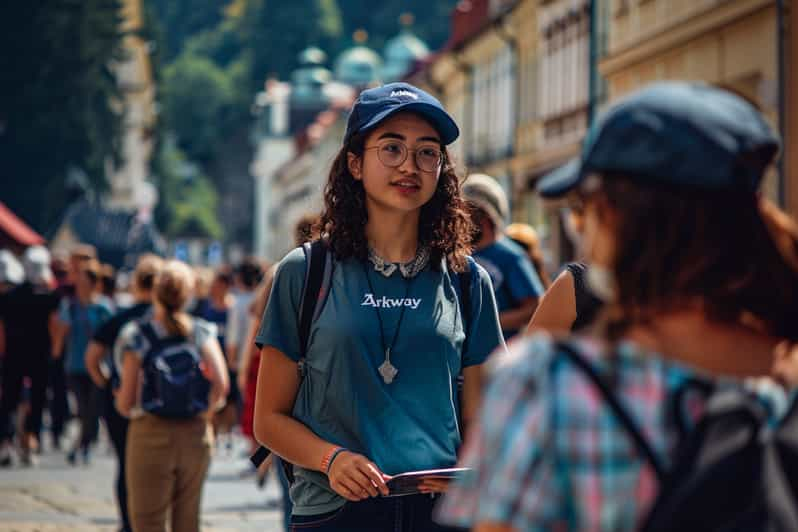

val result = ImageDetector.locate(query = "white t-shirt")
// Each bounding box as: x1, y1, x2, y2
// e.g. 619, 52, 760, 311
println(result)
225, 290, 254, 370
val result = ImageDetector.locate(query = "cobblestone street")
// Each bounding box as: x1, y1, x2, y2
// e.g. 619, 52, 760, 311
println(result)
0, 426, 284, 532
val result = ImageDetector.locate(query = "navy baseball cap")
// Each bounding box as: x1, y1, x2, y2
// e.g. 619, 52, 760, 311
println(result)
344, 82, 460, 145
537, 82, 780, 198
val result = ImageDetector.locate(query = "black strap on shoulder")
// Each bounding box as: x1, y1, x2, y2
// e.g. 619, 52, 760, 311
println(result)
458, 259, 473, 354
454, 259, 474, 440
298, 240, 328, 360
556, 340, 666, 482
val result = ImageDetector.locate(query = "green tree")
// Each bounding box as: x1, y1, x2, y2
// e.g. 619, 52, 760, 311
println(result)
152, 136, 223, 239
241, 0, 343, 90
161, 53, 237, 164
337, 0, 458, 52
0, 1, 126, 233
148, 0, 226, 62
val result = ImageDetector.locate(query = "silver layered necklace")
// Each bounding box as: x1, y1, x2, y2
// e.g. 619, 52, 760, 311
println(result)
368, 245, 430, 279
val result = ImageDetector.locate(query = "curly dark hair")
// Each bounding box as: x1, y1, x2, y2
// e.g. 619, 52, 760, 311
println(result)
316, 130, 473, 273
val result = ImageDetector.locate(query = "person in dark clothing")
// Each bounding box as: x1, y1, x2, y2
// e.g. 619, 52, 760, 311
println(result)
0, 246, 61, 467
463, 174, 545, 339
192, 267, 236, 449
527, 201, 604, 334
47, 249, 89, 449
84, 254, 163, 532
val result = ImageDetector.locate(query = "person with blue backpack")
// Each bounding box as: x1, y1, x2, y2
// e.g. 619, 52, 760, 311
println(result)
115, 259, 229, 532
85, 253, 163, 532
253, 82, 505, 531
436, 83, 798, 531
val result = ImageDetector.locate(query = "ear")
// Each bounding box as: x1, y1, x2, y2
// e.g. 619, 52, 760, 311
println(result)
347, 152, 362, 180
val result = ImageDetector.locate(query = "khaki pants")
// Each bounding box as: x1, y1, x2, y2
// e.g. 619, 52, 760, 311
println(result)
126, 414, 213, 532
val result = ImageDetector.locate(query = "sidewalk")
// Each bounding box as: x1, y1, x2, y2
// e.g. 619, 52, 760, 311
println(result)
0, 426, 284, 532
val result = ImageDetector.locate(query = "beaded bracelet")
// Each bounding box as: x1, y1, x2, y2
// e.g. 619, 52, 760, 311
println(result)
321, 446, 347, 474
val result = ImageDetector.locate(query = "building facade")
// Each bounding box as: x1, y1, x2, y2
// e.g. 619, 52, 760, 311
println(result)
510, 0, 591, 265
599, 0, 789, 206
107, 0, 157, 213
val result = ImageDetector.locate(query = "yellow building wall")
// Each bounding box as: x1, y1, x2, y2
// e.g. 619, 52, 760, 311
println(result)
429, 55, 469, 166
601, 0, 782, 203
512, 0, 541, 162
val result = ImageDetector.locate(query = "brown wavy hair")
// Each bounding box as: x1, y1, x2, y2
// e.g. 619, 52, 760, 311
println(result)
316, 128, 473, 273
591, 175, 798, 342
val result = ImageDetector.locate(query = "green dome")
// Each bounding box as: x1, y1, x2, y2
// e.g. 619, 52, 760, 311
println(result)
298, 46, 327, 66
291, 66, 332, 87
385, 31, 429, 64
334, 46, 382, 86
382, 30, 430, 81
291, 47, 332, 103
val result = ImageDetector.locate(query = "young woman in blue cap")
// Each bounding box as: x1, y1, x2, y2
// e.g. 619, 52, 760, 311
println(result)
254, 82, 505, 530
436, 82, 798, 531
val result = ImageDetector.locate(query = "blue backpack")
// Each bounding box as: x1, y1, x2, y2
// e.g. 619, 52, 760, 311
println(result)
139, 321, 211, 419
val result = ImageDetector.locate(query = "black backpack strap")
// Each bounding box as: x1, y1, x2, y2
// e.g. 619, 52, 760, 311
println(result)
556, 340, 666, 481
458, 258, 473, 354
453, 258, 474, 439
297, 239, 330, 378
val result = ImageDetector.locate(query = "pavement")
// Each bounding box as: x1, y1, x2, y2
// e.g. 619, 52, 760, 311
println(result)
0, 423, 285, 532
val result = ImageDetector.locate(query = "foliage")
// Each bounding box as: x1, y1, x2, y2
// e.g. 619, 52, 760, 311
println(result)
0, 0, 127, 233
235, 0, 343, 91
337, 0, 458, 52
147, 0, 226, 62
161, 53, 237, 164
152, 136, 223, 239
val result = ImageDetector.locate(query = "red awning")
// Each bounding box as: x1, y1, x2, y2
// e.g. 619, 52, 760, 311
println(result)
0, 201, 45, 247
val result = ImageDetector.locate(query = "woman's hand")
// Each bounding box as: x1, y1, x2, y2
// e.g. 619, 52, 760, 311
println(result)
327, 451, 389, 501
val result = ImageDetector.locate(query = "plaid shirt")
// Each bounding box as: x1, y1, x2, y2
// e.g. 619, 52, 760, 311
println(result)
436, 334, 788, 531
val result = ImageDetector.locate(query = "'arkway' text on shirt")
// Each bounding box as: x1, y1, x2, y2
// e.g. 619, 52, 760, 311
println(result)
361, 293, 422, 310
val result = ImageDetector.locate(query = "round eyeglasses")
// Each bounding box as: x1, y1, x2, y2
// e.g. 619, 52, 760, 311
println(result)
364, 140, 443, 173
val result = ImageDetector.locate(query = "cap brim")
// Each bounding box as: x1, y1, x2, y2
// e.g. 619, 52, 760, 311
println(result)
536, 159, 583, 198
357, 101, 460, 145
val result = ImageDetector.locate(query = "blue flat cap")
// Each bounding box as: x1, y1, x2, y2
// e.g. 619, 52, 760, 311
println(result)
344, 82, 460, 145
537, 82, 780, 198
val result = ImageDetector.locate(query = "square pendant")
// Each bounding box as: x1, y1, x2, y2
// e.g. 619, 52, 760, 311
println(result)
378, 360, 398, 384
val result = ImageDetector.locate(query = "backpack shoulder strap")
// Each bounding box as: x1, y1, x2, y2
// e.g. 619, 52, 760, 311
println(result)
251, 241, 331, 471
457, 257, 475, 354
556, 340, 666, 481
138, 321, 160, 362
297, 239, 331, 376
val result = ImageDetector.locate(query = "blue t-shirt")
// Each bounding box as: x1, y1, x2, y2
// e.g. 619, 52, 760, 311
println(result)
193, 299, 229, 355
256, 248, 505, 516
59, 297, 113, 375
473, 237, 544, 338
